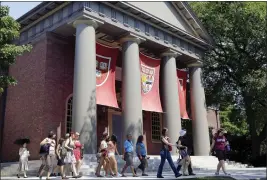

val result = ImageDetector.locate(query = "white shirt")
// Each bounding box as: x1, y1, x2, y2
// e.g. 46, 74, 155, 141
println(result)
100, 140, 107, 151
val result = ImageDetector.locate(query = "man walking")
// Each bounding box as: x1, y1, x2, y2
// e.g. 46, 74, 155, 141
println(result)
121, 134, 138, 177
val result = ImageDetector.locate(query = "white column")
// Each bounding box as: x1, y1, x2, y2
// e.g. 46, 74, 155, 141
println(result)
120, 34, 145, 145
189, 65, 210, 156
72, 20, 99, 154
160, 50, 182, 154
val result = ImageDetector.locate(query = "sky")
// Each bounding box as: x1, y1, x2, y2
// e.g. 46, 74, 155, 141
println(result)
1, 1, 41, 19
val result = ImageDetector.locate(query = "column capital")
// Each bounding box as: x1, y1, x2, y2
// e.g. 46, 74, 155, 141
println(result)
119, 33, 146, 45
160, 48, 181, 58
73, 19, 103, 29
187, 61, 203, 68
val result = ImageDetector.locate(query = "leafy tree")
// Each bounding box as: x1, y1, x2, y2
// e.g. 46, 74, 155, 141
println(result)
0, 5, 32, 93
219, 105, 249, 136
189, 2, 266, 158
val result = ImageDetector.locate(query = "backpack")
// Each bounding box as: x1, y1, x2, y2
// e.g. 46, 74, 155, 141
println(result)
60, 141, 67, 157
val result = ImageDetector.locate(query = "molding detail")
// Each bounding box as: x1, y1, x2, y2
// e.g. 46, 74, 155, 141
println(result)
119, 33, 146, 45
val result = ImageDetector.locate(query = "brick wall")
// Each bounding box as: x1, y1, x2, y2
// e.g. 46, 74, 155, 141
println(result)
3, 35, 48, 162
3, 33, 75, 162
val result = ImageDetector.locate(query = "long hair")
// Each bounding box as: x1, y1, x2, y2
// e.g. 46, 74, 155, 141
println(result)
136, 135, 144, 144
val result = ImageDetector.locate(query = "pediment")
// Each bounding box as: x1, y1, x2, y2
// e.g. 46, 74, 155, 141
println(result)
124, 1, 212, 44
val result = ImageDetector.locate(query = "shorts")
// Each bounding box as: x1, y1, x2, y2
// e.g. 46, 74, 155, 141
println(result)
124, 152, 133, 166
215, 150, 226, 161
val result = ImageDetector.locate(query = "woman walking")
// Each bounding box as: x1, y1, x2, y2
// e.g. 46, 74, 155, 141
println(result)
95, 132, 109, 177
210, 128, 230, 176
17, 143, 30, 178
157, 128, 182, 178
107, 134, 120, 177
134, 135, 149, 176
56, 138, 68, 179
73, 132, 83, 175
39, 131, 57, 180
64, 132, 81, 178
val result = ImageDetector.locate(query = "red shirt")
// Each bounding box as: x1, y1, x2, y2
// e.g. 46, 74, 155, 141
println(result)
214, 135, 226, 151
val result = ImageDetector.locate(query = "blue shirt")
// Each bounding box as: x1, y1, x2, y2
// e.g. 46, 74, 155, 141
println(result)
124, 140, 133, 153
136, 142, 146, 156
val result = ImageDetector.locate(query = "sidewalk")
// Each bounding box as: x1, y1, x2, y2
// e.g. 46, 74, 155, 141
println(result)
1, 168, 266, 180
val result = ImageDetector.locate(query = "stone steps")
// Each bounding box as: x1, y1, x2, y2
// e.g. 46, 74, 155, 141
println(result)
1, 155, 253, 177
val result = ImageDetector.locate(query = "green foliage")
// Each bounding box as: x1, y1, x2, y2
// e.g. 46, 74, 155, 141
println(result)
0, 6, 32, 93
220, 105, 249, 136
190, 2, 267, 157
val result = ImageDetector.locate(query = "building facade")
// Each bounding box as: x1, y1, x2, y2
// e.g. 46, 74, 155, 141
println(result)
1, 1, 215, 162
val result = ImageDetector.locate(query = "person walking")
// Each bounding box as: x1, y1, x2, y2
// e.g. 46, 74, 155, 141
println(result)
107, 134, 120, 177
121, 134, 138, 177
73, 132, 83, 175
134, 135, 149, 176
17, 143, 30, 178
210, 128, 230, 176
39, 131, 57, 180
56, 138, 68, 179
64, 132, 81, 178
176, 129, 195, 176
157, 128, 182, 179
95, 131, 109, 177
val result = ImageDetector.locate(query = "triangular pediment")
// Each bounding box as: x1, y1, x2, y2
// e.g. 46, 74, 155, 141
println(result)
124, 1, 212, 44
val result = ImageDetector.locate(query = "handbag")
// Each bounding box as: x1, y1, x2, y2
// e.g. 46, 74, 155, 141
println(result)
39, 144, 50, 155
167, 138, 172, 152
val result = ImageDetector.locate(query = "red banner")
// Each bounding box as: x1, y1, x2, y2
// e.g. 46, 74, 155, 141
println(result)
140, 53, 162, 112
96, 43, 119, 108
177, 70, 189, 119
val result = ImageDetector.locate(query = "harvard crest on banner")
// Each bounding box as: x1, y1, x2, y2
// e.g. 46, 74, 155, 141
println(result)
95, 43, 119, 108
141, 65, 155, 94
140, 53, 163, 112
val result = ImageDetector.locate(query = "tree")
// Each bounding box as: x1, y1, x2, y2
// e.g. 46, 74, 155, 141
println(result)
189, 2, 267, 158
0, 5, 32, 93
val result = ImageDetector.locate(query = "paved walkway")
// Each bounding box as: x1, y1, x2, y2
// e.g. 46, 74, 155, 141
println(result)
1, 168, 266, 180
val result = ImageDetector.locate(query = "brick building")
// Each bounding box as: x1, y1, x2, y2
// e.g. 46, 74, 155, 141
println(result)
0, 2, 217, 162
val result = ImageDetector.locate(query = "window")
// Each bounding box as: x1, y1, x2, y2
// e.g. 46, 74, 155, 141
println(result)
151, 112, 162, 142
66, 95, 73, 133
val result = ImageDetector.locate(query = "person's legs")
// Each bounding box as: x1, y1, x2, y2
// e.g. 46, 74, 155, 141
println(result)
95, 156, 105, 176
188, 156, 195, 175
157, 150, 167, 178
166, 151, 181, 177
182, 156, 190, 176
121, 164, 128, 176
216, 150, 223, 174
46, 155, 54, 179
71, 162, 78, 177
76, 159, 82, 174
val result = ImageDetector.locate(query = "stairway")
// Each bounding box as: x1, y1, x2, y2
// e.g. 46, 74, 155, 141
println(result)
0, 155, 253, 177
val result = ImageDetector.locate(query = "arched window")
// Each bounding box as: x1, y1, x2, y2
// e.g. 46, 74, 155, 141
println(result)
66, 95, 73, 133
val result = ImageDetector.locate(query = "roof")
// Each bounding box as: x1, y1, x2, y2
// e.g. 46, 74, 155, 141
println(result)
17, 1, 64, 29
16, 1, 213, 48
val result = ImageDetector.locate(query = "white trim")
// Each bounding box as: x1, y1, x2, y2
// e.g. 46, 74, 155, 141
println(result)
140, 64, 156, 94
65, 94, 73, 134
96, 54, 111, 87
